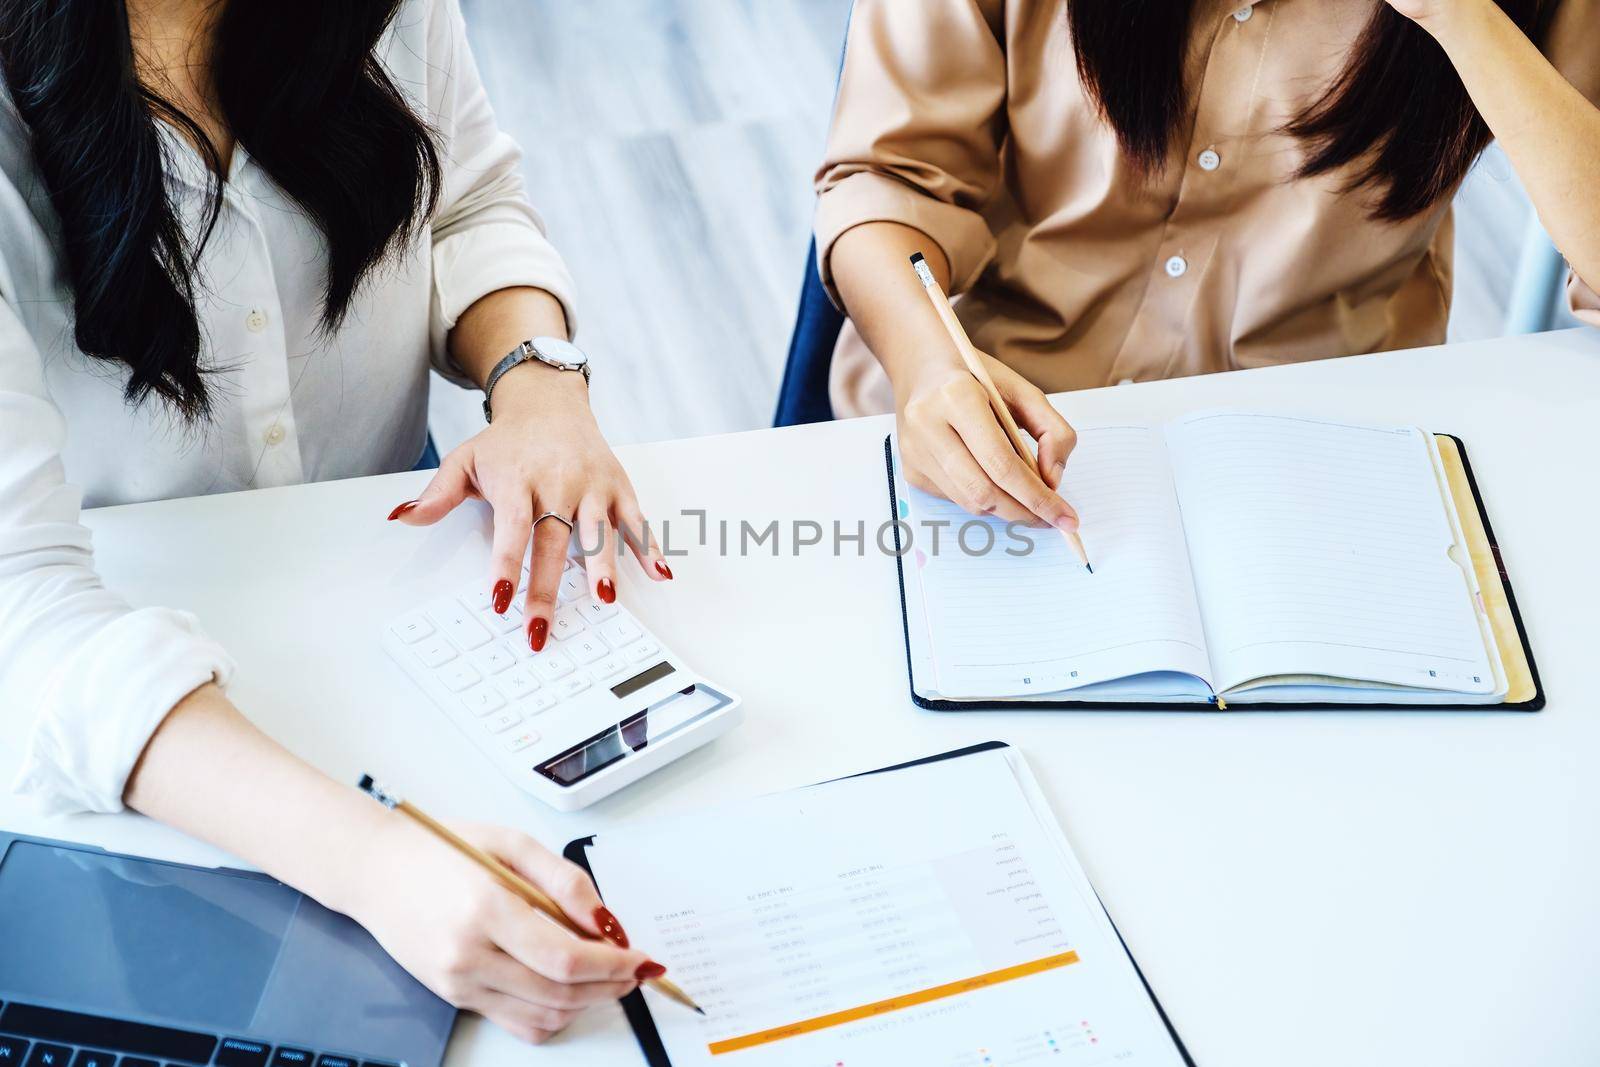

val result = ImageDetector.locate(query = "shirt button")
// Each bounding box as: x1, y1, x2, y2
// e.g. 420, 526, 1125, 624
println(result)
1233, 5, 1254, 21
245, 309, 268, 333
263, 424, 285, 447
1198, 149, 1221, 171
1164, 255, 1189, 279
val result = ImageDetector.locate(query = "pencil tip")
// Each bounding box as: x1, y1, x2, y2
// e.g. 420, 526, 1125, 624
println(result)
694, 1006, 706, 1016
1085, 563, 1094, 574
357, 774, 374, 793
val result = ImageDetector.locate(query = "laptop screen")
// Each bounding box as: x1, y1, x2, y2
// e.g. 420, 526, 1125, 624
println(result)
0, 839, 455, 1065
0, 841, 294, 1026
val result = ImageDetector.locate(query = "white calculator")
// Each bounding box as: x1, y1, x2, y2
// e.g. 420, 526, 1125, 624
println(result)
382, 557, 742, 810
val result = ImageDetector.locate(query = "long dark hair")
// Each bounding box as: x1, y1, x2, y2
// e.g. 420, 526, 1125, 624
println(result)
0, 0, 441, 420
1068, 1, 1557, 221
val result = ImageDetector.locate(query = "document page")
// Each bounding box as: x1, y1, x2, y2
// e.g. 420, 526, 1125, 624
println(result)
1165, 412, 1499, 697
586, 748, 1189, 1067
899, 425, 1212, 698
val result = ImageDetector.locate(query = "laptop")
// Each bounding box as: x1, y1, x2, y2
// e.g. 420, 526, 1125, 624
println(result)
0, 832, 455, 1067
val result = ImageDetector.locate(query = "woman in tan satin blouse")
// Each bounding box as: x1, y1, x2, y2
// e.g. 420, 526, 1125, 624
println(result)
818, 0, 1600, 532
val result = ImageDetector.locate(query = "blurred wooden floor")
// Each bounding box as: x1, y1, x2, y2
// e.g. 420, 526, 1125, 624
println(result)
430, 0, 1569, 453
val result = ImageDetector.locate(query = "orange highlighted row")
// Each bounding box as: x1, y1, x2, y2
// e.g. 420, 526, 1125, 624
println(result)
706, 950, 1081, 1055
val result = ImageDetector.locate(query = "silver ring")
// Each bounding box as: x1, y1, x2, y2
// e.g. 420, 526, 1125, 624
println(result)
534, 511, 574, 530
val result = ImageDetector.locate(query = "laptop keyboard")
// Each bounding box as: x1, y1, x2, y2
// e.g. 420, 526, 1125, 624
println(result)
0, 1002, 398, 1067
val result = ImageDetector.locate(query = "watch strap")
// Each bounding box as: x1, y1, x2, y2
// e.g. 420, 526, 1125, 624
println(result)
481, 339, 591, 423
482, 341, 536, 423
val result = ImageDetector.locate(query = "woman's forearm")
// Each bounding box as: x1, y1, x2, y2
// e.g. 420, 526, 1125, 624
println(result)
123, 683, 386, 917
830, 222, 965, 392
449, 286, 571, 390
1421, 0, 1600, 288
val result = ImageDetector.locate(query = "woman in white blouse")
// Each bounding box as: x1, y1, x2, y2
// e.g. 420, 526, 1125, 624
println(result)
0, 0, 668, 1043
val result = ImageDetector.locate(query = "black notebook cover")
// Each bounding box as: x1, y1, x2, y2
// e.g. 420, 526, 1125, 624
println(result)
566, 741, 1197, 1067
884, 434, 1544, 712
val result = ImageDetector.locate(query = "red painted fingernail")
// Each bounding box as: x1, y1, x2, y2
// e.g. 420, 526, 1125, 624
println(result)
492, 579, 514, 615
527, 617, 548, 652
387, 500, 419, 521
593, 906, 629, 948
597, 578, 616, 604
654, 561, 673, 580
635, 961, 666, 981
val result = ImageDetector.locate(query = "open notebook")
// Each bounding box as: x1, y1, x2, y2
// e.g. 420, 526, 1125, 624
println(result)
888, 412, 1541, 709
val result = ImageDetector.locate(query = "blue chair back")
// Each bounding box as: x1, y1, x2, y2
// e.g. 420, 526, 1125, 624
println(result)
773, 3, 854, 427
773, 240, 845, 426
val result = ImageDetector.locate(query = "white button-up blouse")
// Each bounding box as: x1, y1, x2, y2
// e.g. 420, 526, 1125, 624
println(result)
0, 0, 577, 814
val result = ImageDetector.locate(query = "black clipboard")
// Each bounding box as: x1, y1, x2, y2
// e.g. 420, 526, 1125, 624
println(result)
884, 435, 1545, 712
566, 741, 1197, 1067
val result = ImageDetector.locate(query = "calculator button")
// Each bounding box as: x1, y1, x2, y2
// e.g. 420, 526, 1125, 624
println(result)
461, 590, 492, 613
413, 636, 457, 669
390, 613, 435, 644
552, 603, 587, 640
504, 729, 541, 752
471, 645, 515, 676
500, 669, 541, 701
625, 638, 661, 662
578, 596, 618, 624
439, 660, 483, 693
484, 709, 522, 734
530, 649, 576, 682
504, 635, 533, 661
555, 675, 591, 699
434, 604, 491, 651
568, 635, 608, 664
526, 690, 558, 714
558, 568, 585, 603
600, 617, 642, 646
593, 654, 628, 680
479, 606, 522, 635
460, 685, 505, 716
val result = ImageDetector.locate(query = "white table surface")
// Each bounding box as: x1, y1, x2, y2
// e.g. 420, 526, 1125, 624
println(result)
3, 329, 1597, 1067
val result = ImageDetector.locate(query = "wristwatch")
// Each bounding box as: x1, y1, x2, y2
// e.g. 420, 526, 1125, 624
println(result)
482, 336, 591, 422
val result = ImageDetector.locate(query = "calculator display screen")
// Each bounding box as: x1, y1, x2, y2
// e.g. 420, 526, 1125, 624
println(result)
610, 660, 675, 698
536, 682, 733, 786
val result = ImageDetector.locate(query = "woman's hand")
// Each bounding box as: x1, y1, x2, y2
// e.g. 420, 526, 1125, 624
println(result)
388, 365, 670, 653
351, 816, 658, 1044
125, 687, 656, 1045
894, 350, 1079, 531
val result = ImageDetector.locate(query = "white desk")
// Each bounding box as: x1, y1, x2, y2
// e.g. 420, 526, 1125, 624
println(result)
3, 330, 1597, 1066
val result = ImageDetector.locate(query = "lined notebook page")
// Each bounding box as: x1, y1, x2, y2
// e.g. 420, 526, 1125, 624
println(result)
1165, 413, 1497, 695
903, 425, 1212, 698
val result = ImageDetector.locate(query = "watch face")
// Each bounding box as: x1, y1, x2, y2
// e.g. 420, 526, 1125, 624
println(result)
532, 336, 587, 370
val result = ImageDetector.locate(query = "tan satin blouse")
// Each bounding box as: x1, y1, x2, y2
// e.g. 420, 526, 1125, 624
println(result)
815, 0, 1600, 418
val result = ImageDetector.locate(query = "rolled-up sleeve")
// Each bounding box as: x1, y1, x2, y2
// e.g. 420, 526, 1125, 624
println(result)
1, 301, 234, 815
813, 0, 1007, 306
423, 0, 577, 386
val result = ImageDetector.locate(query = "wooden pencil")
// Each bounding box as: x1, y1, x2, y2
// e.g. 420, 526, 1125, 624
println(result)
910, 252, 1093, 571
357, 775, 704, 1015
